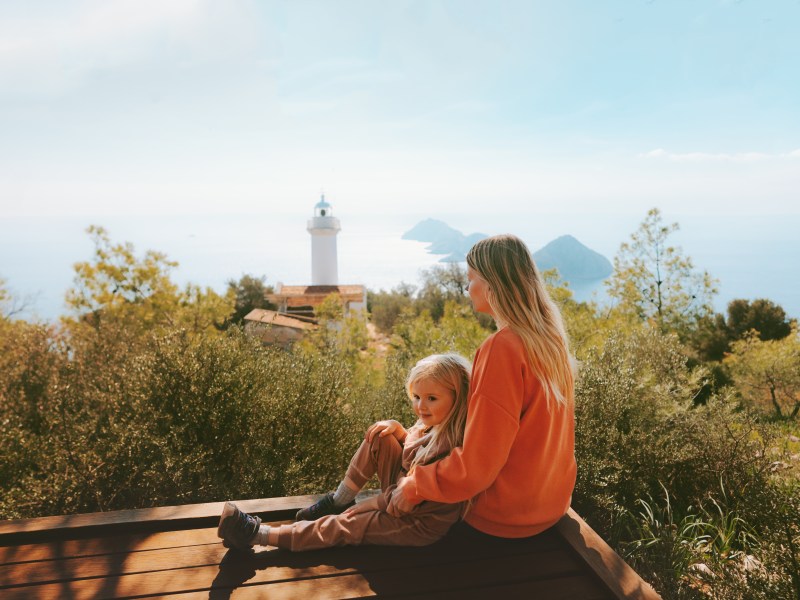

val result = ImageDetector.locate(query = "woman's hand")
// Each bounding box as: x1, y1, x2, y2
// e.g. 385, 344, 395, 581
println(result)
343, 494, 380, 516
366, 420, 406, 443
386, 477, 416, 517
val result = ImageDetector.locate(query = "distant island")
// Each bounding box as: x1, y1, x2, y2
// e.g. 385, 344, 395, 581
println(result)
402, 219, 612, 283
533, 235, 613, 282
401, 219, 487, 263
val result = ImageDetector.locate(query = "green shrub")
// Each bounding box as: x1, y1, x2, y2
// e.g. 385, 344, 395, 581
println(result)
0, 325, 396, 518
572, 328, 800, 598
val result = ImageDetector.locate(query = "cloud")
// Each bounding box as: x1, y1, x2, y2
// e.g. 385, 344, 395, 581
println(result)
640, 148, 800, 162
0, 0, 261, 97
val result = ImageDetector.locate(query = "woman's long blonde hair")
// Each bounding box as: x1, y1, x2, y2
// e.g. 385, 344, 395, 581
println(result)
467, 234, 574, 407
405, 353, 471, 469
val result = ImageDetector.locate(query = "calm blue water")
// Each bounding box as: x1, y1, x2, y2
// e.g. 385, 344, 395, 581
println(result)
1, 212, 798, 321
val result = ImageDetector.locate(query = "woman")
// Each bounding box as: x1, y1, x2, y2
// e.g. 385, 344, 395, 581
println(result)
388, 234, 576, 539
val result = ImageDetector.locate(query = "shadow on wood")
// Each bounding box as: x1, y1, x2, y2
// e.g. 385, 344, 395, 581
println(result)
0, 496, 661, 599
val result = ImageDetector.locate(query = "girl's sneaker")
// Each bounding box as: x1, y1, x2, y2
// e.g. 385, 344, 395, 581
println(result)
295, 493, 354, 521
217, 502, 261, 550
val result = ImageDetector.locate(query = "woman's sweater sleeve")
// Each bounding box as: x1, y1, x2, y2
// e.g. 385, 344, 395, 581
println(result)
403, 333, 524, 505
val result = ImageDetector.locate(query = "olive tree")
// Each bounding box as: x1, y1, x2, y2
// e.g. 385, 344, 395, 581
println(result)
607, 208, 717, 334
725, 327, 800, 420
64, 225, 231, 337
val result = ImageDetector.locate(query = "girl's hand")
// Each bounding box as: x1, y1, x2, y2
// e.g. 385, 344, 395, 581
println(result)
366, 420, 406, 443
343, 495, 380, 516
386, 478, 416, 517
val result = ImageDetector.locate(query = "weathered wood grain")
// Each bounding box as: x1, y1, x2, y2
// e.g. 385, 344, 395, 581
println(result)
0, 496, 660, 600
556, 508, 661, 600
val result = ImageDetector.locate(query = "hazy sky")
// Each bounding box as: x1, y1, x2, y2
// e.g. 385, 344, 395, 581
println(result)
1, 0, 798, 218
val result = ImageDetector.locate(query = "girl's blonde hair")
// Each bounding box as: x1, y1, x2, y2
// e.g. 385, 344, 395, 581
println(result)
467, 234, 574, 407
405, 353, 471, 469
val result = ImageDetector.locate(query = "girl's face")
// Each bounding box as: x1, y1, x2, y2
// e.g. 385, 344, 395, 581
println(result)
466, 266, 492, 315
410, 377, 455, 428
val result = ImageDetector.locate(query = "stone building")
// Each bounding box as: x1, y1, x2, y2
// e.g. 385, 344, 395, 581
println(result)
242, 308, 316, 349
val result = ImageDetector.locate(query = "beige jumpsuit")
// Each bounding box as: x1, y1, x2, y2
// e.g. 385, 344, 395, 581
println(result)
274, 423, 464, 551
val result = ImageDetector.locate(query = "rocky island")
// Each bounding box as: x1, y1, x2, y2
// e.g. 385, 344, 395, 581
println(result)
402, 219, 612, 284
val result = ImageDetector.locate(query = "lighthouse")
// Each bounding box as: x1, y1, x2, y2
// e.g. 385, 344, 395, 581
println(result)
307, 194, 341, 285
264, 194, 366, 321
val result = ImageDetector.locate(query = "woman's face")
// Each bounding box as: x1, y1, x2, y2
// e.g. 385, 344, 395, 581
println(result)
466, 266, 492, 315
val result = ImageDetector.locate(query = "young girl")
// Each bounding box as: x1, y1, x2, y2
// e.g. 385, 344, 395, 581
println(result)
218, 352, 471, 551
387, 234, 576, 539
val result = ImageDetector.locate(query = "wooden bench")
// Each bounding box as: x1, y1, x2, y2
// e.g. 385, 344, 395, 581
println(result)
0, 495, 661, 599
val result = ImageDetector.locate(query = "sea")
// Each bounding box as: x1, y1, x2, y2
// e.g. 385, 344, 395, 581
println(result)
1, 212, 798, 322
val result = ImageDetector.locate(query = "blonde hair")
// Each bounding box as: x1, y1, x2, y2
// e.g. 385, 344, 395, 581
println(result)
467, 234, 574, 407
405, 353, 471, 469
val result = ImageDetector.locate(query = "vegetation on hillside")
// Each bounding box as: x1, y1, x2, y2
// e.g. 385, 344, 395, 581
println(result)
1, 209, 798, 599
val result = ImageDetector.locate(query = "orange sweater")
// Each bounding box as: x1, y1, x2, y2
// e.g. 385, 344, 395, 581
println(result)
402, 327, 576, 537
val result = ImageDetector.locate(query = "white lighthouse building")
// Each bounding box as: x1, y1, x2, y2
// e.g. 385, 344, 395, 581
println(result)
307, 194, 341, 285
264, 194, 366, 321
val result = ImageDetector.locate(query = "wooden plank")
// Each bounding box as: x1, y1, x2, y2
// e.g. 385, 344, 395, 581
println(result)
556, 508, 662, 600
0, 527, 220, 566
0, 526, 561, 590
0, 492, 384, 546
197, 550, 585, 599
0, 495, 318, 538
0, 540, 225, 588
152, 574, 612, 600
3, 548, 581, 600
376, 573, 614, 600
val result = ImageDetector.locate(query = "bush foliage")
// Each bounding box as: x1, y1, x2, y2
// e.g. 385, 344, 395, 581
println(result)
0, 324, 366, 516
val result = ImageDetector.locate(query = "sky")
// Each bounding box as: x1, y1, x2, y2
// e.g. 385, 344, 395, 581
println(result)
1, 0, 799, 219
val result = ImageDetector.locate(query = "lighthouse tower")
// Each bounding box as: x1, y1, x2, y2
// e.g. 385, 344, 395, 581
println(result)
264, 195, 366, 321
307, 194, 341, 285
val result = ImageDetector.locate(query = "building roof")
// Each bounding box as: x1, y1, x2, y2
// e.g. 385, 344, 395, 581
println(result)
243, 309, 316, 330
268, 284, 366, 307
